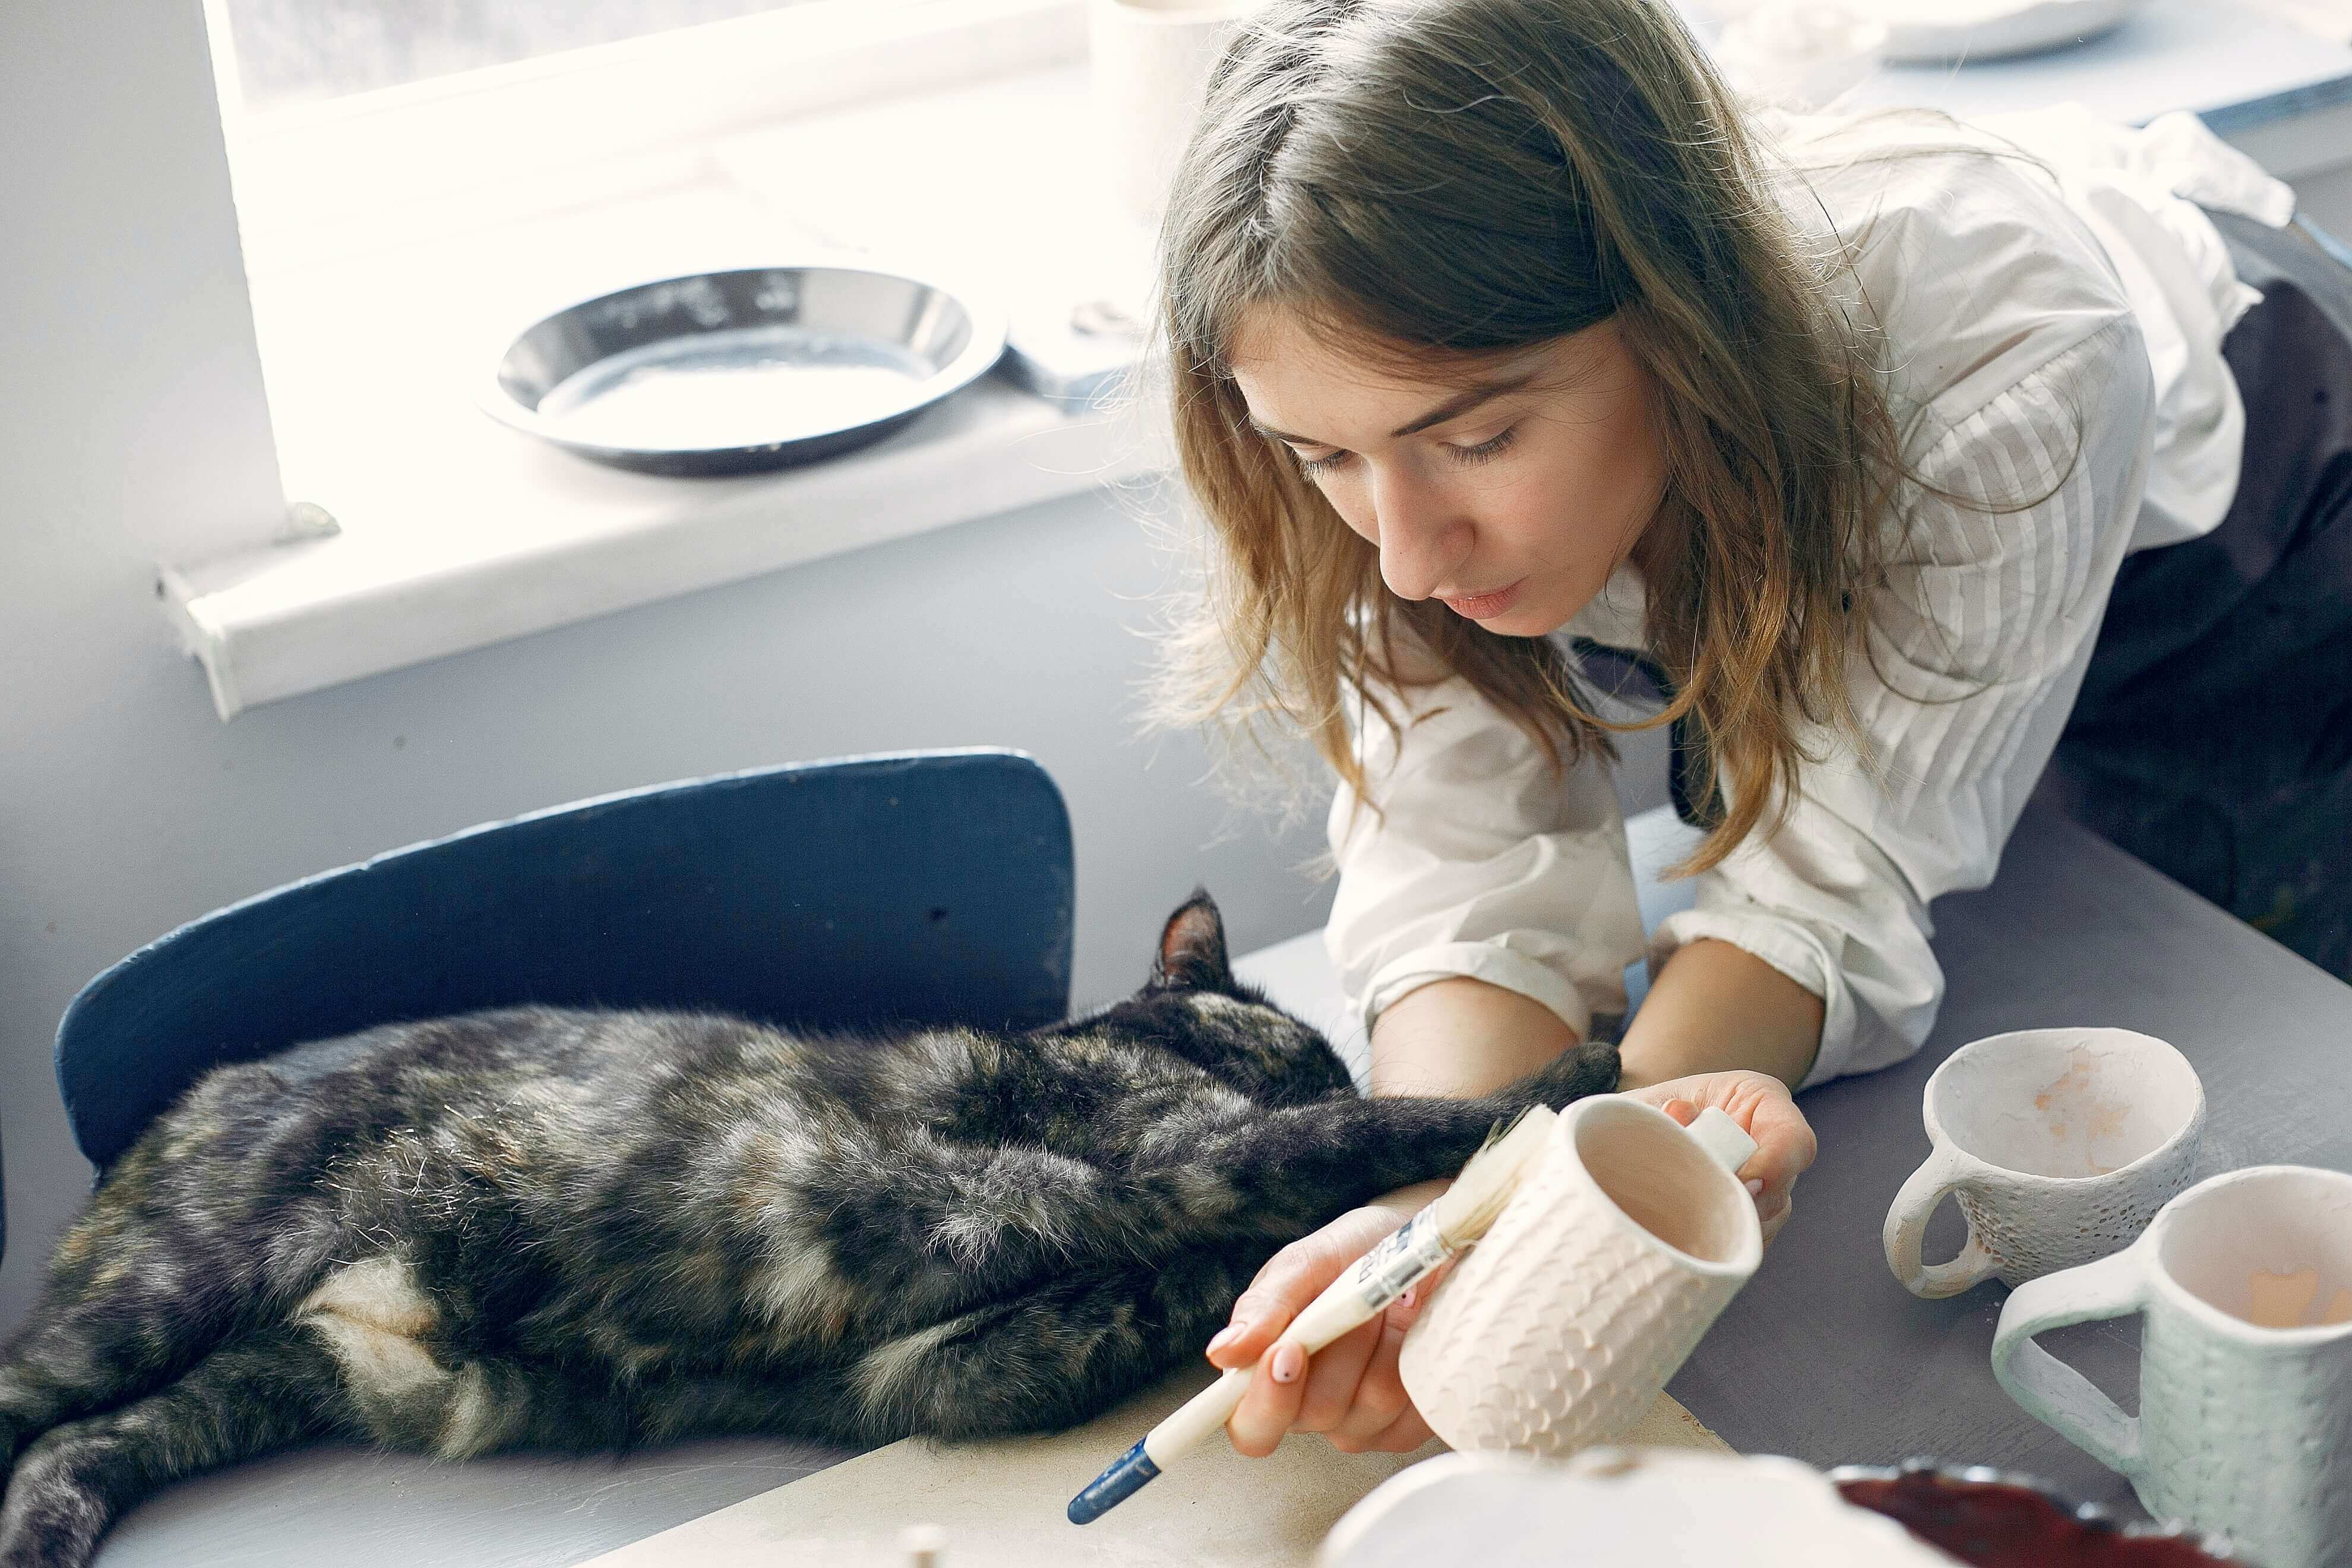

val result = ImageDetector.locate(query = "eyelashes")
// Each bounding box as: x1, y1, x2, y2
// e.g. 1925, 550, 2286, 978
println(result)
1450, 426, 1520, 466
1289, 426, 1519, 479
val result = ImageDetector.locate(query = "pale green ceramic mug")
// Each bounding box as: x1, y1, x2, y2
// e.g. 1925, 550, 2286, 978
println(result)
1993, 1165, 2352, 1568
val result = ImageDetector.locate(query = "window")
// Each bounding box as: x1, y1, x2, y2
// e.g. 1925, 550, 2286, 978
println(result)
203, 0, 1084, 266
215, 1, 843, 112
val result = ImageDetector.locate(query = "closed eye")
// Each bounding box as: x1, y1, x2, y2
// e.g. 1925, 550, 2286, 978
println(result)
1291, 447, 1347, 478
1285, 425, 1519, 480
1447, 426, 1519, 465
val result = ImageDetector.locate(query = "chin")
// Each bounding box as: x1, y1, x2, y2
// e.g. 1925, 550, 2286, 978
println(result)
1472, 604, 1568, 639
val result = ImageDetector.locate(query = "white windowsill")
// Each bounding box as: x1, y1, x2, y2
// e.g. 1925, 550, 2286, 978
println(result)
168, 64, 1169, 719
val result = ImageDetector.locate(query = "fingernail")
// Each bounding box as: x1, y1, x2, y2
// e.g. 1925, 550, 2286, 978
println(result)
1399, 1286, 1417, 1310
1270, 1345, 1304, 1384
1207, 1324, 1243, 1353
1746, 1179, 1766, 1197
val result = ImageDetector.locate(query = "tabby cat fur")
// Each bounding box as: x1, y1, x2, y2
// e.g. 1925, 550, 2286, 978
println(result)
0, 893, 1619, 1567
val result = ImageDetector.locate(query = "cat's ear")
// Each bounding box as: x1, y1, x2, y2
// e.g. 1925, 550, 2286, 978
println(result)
1153, 889, 1232, 991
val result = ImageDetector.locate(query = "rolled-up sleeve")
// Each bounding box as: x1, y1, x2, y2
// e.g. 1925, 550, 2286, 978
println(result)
1652, 315, 2157, 1087
1325, 661, 1647, 1045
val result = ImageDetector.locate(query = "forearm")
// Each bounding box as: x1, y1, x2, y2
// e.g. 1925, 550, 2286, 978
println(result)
1367, 976, 1580, 1097
1617, 938, 1822, 1091
1368, 940, 1822, 1100
1362, 981, 1566, 1213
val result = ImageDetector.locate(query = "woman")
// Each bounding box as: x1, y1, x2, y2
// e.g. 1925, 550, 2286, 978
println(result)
1149, 0, 2347, 1455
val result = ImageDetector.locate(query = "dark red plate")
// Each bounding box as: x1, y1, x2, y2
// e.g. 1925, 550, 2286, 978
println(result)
1831, 1462, 2243, 1567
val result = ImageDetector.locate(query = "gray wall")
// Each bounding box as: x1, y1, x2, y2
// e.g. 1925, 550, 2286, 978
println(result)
0, 1, 1333, 1334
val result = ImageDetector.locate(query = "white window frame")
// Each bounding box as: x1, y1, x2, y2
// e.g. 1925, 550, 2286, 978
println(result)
206, 0, 1086, 268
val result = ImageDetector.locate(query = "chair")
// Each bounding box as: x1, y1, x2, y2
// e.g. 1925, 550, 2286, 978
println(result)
54, 748, 1073, 1173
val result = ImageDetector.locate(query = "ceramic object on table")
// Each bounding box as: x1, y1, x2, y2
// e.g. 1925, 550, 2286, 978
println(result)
1318, 1449, 1957, 1568
1993, 1165, 2352, 1568
1831, 1460, 2246, 1566
1883, 1027, 2204, 1298
1396, 1096, 1761, 1458
1855, 0, 2145, 63
481, 264, 1006, 476
1089, 0, 1261, 230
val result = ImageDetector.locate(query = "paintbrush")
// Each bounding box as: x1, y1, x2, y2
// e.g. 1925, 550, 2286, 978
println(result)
1066, 1104, 1560, 1525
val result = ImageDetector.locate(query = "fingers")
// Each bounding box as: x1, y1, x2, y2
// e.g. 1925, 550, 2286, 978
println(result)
1626, 1071, 1819, 1245
1362, 1403, 1438, 1453
1206, 1213, 1395, 1373
1212, 1206, 1413, 1458
1292, 1317, 1382, 1433
1325, 1321, 1414, 1450
1225, 1336, 1311, 1457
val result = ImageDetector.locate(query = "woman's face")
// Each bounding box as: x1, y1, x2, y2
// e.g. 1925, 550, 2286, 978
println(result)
1228, 304, 1670, 637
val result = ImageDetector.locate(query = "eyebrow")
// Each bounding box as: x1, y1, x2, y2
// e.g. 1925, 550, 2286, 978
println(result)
1246, 372, 1537, 448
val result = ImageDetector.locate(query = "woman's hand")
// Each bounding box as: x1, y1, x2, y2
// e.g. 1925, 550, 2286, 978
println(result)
1627, 1070, 1816, 1243
1206, 1188, 1439, 1456
1207, 1071, 1817, 1456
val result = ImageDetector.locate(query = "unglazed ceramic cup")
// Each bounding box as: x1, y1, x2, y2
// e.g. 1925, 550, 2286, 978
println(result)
1397, 1095, 1762, 1458
1883, 1028, 2204, 1298
1993, 1165, 2352, 1568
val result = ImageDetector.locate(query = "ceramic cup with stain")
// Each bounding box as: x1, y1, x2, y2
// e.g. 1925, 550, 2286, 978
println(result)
1397, 1096, 1762, 1458
1882, 1028, 2204, 1299
1993, 1165, 2352, 1568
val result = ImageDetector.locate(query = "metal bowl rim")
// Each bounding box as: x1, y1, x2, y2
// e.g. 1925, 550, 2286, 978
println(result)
478, 260, 1009, 461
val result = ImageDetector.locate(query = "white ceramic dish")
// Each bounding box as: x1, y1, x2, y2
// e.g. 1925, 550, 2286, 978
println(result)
1857, 0, 2144, 64
1319, 1449, 1959, 1568
482, 264, 1007, 476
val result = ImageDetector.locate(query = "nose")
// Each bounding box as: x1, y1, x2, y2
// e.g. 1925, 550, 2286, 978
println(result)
1368, 464, 1471, 602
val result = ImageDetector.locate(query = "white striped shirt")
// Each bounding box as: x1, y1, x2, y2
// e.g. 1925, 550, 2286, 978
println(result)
1324, 109, 2294, 1087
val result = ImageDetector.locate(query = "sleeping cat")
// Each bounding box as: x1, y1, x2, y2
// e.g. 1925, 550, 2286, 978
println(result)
0, 892, 1618, 1567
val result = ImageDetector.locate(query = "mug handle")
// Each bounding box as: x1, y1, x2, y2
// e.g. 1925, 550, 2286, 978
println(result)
1882, 1147, 1999, 1298
1684, 1106, 1759, 1175
1990, 1245, 2149, 1481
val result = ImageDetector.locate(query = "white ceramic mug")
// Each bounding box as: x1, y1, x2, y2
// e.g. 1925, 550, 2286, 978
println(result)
1088, 0, 1260, 229
1398, 1096, 1762, 1458
1882, 1028, 2204, 1298
1993, 1165, 2352, 1568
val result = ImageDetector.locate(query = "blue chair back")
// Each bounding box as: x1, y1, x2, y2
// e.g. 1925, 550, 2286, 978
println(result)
55, 748, 1073, 1172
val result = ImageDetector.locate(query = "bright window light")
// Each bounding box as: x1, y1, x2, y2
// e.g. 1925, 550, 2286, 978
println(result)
214, 0, 865, 112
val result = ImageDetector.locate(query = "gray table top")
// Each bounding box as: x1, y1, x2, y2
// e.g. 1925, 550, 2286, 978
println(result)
1665, 802, 2352, 1513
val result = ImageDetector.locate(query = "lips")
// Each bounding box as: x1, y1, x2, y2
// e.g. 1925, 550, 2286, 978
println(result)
1438, 580, 1525, 620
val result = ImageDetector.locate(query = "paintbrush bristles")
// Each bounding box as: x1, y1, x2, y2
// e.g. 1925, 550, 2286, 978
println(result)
1430, 1105, 1557, 1248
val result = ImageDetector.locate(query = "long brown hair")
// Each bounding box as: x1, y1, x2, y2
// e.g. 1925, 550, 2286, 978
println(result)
1147, 0, 1902, 873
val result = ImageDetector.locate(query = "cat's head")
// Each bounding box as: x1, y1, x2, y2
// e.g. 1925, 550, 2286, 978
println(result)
1087, 890, 1357, 1105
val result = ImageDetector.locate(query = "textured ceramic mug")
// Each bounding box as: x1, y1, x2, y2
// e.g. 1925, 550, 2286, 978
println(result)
1993, 1165, 2352, 1568
1397, 1096, 1762, 1458
1882, 1028, 2204, 1298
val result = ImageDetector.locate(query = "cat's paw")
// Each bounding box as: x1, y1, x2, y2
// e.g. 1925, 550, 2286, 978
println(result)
0, 1430, 101, 1568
